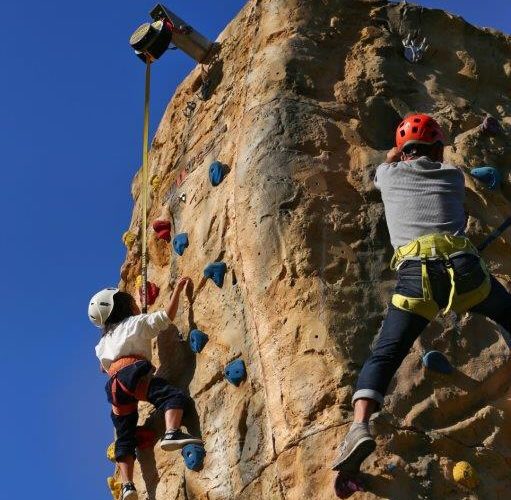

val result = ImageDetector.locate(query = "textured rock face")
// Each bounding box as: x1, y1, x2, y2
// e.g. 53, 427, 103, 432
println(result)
119, 1, 511, 498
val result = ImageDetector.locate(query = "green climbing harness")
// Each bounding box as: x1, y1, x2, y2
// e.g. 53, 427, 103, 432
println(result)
390, 233, 491, 320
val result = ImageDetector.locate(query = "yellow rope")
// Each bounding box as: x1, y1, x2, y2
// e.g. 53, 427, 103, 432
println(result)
141, 59, 151, 313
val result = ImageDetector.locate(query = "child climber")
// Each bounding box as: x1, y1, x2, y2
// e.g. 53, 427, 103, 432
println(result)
88, 278, 202, 500
332, 114, 511, 474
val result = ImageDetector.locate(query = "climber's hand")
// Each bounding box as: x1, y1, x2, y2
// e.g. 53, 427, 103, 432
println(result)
176, 276, 191, 292
386, 147, 401, 163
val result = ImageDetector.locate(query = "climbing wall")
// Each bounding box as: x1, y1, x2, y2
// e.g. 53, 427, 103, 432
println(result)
117, 1, 511, 498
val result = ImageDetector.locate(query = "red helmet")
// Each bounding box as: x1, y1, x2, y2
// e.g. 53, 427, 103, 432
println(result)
395, 114, 445, 150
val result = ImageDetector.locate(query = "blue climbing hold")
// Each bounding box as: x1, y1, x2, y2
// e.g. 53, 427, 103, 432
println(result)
470, 166, 502, 191
224, 359, 246, 386
189, 329, 209, 354
173, 233, 189, 256
209, 161, 226, 187
204, 262, 227, 288
422, 351, 453, 375
181, 443, 206, 471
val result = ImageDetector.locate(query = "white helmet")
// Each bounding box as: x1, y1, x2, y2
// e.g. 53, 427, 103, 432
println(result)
88, 288, 119, 328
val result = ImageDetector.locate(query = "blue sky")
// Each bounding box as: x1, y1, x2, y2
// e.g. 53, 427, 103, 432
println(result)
0, 1, 508, 499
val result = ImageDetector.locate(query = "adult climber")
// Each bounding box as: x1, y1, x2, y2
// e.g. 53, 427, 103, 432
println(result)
89, 279, 202, 500
331, 114, 511, 473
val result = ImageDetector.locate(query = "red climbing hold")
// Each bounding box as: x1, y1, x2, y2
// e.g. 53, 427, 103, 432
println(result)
139, 281, 160, 306
153, 220, 172, 242
136, 426, 156, 450
334, 472, 364, 498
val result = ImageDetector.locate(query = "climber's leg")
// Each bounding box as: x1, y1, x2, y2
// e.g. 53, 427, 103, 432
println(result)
166, 408, 184, 429
332, 305, 430, 472
111, 411, 138, 484
469, 275, 511, 333
118, 456, 134, 485
353, 304, 430, 409
353, 398, 378, 423
146, 377, 203, 451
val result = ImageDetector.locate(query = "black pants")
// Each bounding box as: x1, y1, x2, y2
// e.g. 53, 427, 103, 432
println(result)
106, 360, 189, 460
354, 254, 511, 405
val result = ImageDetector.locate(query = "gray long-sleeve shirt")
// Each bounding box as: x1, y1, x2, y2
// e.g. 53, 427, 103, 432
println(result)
374, 157, 466, 249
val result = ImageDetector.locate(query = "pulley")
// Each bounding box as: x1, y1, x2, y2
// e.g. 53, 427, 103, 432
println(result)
130, 20, 173, 61
129, 3, 214, 63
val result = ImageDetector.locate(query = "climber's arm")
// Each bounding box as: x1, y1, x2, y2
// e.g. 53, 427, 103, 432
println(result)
166, 277, 193, 321
386, 147, 401, 163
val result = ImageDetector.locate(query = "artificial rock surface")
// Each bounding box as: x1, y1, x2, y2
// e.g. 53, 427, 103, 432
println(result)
117, 1, 511, 498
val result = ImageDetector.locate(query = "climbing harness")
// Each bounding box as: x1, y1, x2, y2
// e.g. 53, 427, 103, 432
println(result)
390, 233, 491, 320
108, 356, 151, 417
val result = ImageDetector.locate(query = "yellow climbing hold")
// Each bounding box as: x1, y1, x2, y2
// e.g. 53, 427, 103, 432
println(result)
453, 461, 479, 489
106, 442, 116, 462
122, 231, 136, 248
135, 275, 143, 290
107, 476, 122, 500
151, 175, 161, 191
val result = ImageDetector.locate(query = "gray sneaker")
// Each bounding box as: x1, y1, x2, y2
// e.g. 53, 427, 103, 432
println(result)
331, 425, 376, 472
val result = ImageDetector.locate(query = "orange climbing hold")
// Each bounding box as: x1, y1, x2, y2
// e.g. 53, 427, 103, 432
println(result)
152, 220, 172, 242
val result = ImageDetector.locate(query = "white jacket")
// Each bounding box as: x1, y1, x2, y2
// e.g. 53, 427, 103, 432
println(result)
95, 311, 171, 371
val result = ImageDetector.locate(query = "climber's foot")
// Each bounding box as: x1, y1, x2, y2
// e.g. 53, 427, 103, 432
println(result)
160, 429, 203, 451
121, 482, 138, 500
331, 424, 376, 472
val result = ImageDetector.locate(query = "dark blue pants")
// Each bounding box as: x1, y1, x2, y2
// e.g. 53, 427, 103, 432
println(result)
106, 360, 189, 460
353, 255, 511, 406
